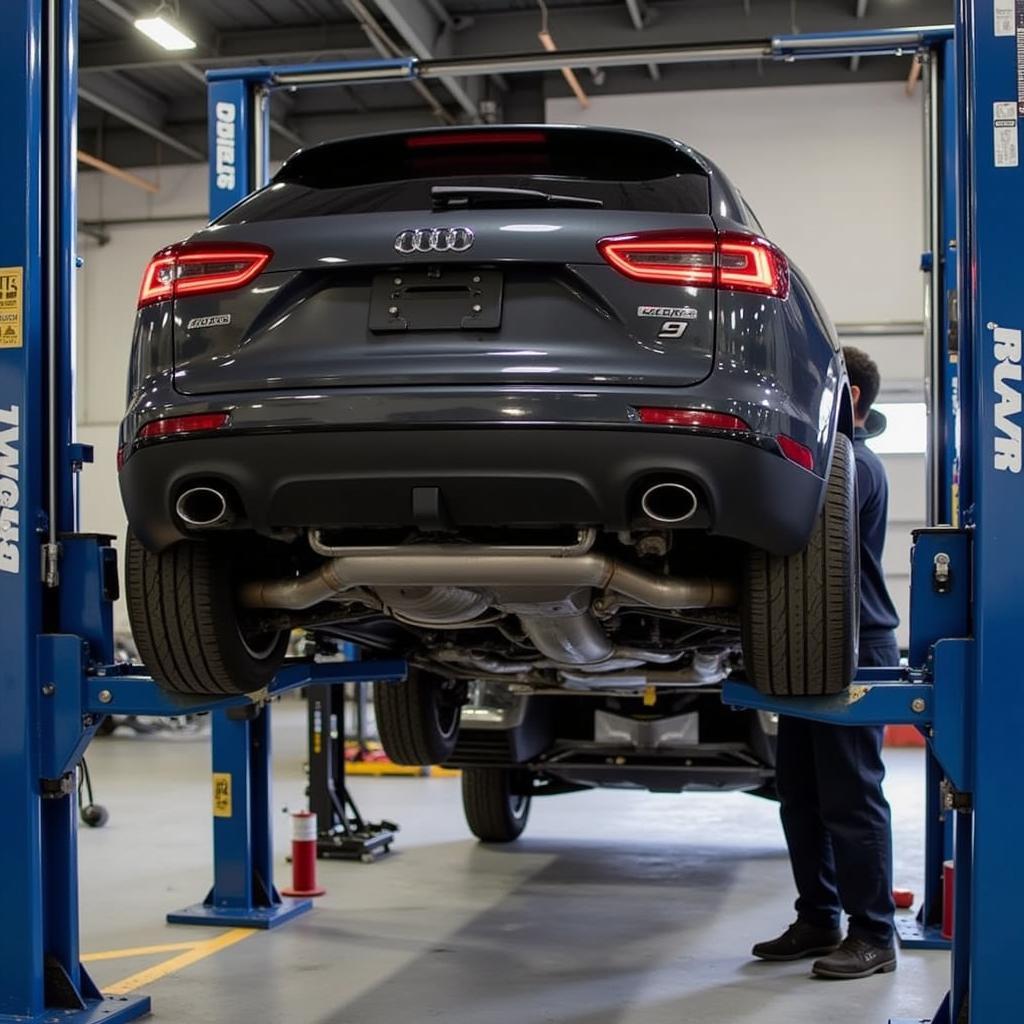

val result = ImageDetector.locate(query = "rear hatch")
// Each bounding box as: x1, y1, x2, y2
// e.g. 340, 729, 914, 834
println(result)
169, 126, 718, 395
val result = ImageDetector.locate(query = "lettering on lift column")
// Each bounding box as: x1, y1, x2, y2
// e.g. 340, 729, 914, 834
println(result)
0, 404, 20, 574
215, 101, 237, 191
992, 323, 1022, 473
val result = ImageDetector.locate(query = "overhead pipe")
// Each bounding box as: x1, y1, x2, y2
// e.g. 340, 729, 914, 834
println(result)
212, 26, 953, 91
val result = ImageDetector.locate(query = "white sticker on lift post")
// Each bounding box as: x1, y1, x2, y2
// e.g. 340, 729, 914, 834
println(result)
995, 0, 1014, 36
994, 102, 1019, 167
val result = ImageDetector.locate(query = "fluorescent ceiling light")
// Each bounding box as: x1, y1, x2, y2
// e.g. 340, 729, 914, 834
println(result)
134, 16, 196, 51
866, 402, 927, 455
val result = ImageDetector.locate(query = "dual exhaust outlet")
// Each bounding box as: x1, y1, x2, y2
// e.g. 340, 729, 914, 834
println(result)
174, 481, 697, 530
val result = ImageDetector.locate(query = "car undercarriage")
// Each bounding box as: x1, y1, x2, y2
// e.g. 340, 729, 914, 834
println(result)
238, 526, 743, 697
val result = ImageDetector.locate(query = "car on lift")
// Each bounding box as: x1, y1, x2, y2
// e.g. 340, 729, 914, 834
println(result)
118, 125, 856, 838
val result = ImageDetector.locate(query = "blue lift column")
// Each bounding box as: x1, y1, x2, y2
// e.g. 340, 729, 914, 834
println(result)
953, 2, 1024, 1021
0, 1, 148, 1020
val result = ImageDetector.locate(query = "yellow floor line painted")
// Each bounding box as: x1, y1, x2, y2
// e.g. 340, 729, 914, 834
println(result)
103, 928, 255, 995
344, 762, 461, 777
83, 940, 201, 962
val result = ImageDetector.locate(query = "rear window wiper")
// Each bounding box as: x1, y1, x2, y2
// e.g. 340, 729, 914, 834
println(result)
430, 185, 604, 210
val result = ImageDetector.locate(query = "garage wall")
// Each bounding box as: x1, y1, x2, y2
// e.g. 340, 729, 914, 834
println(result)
77, 79, 927, 645
548, 81, 928, 645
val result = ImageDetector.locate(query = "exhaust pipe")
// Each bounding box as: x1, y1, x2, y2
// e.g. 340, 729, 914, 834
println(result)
640, 482, 698, 524
240, 551, 737, 612
175, 486, 229, 528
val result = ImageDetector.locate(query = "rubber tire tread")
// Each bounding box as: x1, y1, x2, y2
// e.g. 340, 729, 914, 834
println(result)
461, 768, 531, 843
373, 672, 461, 765
741, 433, 858, 696
125, 531, 288, 696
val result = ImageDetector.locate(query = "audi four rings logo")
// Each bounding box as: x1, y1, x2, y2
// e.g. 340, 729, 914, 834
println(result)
394, 227, 475, 254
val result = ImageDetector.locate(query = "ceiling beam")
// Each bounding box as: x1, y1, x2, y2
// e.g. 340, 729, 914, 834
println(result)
78, 77, 203, 161
624, 0, 648, 32
371, 0, 480, 119
342, 0, 457, 124
80, 26, 374, 73
84, 0, 308, 148
622, 0, 661, 81
851, 0, 870, 70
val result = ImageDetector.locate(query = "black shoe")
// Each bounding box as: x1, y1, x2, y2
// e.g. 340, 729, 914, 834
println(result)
811, 936, 897, 979
751, 921, 843, 961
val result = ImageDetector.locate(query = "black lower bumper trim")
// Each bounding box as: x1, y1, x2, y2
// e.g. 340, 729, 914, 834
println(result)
119, 426, 824, 555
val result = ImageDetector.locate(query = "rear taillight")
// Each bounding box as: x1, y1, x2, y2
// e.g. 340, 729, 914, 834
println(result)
636, 407, 750, 431
599, 231, 716, 287
776, 434, 815, 471
121, 412, 230, 470
137, 412, 230, 440
137, 243, 272, 308
598, 229, 789, 298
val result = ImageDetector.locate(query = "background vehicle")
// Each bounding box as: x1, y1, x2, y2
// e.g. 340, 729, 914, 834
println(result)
118, 125, 856, 784
451, 682, 779, 842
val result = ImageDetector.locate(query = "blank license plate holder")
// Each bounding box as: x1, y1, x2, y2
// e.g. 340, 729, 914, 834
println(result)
369, 268, 503, 331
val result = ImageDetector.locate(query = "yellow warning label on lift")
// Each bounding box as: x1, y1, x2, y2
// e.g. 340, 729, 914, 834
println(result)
0, 267, 23, 349
212, 773, 232, 818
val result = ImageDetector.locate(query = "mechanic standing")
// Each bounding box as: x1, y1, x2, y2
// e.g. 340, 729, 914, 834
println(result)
752, 346, 901, 980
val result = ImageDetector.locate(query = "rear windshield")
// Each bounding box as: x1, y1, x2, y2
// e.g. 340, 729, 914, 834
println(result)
218, 128, 710, 222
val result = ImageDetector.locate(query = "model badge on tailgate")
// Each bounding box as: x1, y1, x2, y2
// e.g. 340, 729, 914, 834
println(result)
187, 314, 232, 330
636, 305, 698, 319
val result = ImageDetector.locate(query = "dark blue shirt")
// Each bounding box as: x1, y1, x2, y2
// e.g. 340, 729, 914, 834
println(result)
854, 427, 900, 641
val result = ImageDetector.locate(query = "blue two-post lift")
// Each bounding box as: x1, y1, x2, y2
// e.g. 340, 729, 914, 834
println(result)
0, 2, 1018, 1022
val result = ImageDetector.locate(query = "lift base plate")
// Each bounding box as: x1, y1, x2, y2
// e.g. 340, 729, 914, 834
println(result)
0, 995, 151, 1024
166, 897, 312, 929
896, 915, 951, 950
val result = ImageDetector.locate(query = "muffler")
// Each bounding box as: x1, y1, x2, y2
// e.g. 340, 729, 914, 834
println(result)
175, 486, 230, 528
640, 482, 698, 524
240, 551, 737, 612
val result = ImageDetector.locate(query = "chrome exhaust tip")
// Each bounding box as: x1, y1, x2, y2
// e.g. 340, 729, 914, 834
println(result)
175, 486, 229, 528
640, 482, 698, 524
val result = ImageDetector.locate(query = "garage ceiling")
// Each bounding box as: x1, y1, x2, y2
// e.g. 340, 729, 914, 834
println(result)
79, 0, 954, 167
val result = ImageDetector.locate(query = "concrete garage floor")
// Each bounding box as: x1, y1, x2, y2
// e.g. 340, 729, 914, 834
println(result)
79, 700, 949, 1024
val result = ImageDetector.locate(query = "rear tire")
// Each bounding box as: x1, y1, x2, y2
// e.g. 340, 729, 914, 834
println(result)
125, 532, 289, 696
373, 671, 464, 765
741, 433, 859, 696
462, 768, 531, 843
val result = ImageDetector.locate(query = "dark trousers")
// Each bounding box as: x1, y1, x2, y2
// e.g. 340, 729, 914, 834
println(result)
776, 634, 899, 945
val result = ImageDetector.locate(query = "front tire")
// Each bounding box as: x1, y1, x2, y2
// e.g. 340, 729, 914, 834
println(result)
125, 532, 289, 696
741, 432, 859, 696
373, 671, 465, 765
462, 768, 532, 843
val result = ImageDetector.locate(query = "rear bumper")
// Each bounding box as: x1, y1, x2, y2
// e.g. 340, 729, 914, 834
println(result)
120, 426, 825, 555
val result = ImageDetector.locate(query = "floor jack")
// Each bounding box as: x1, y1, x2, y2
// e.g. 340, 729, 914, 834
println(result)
306, 682, 399, 863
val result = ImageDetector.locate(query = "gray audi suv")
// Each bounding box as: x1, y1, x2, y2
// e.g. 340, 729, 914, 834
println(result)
119, 125, 856, 836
